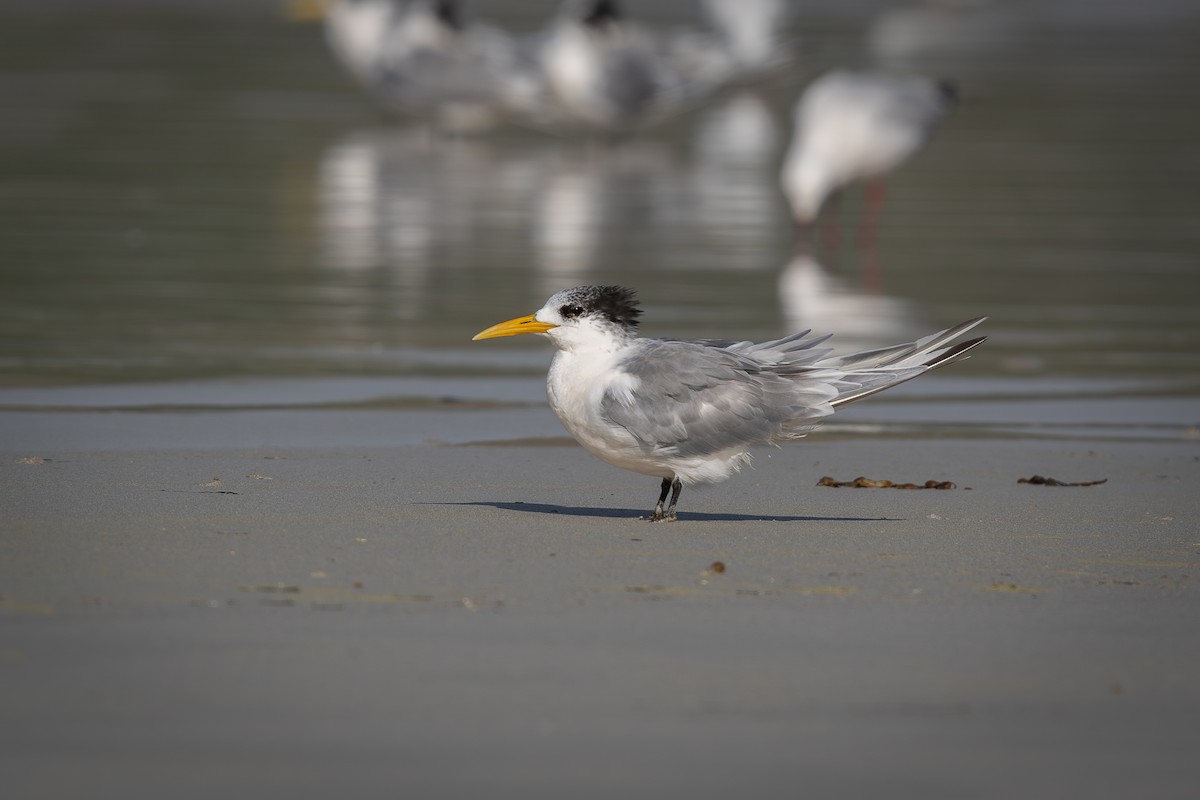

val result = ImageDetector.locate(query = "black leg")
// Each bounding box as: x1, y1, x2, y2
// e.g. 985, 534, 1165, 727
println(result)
646, 478, 683, 522
663, 478, 683, 522
646, 477, 673, 521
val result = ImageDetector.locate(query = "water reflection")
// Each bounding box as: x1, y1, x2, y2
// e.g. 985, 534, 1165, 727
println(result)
688, 92, 782, 271
778, 250, 918, 348
315, 88, 788, 310
531, 142, 683, 293
867, 1, 1025, 67
692, 92, 779, 168
319, 129, 422, 273
313, 89, 944, 362
2, 1, 1198, 388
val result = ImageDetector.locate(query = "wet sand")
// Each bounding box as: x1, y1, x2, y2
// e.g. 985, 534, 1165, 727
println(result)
3, 429, 1198, 799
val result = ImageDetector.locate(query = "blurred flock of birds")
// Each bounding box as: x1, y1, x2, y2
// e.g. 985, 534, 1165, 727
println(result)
301, 0, 798, 134
291, 0, 1021, 341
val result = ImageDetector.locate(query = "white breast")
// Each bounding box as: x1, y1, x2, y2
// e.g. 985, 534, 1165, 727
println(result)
545, 348, 753, 485
546, 349, 673, 479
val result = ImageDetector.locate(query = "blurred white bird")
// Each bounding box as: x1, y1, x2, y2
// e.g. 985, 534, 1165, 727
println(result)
474, 285, 985, 521
535, 0, 768, 134
698, 0, 794, 77
534, 0, 688, 132
319, 0, 538, 131
781, 70, 957, 227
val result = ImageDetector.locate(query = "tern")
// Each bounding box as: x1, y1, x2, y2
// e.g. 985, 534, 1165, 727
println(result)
474, 285, 986, 521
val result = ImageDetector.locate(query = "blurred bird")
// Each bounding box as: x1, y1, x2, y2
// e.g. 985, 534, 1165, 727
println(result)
317, 0, 539, 131
781, 70, 957, 229
535, 0, 758, 134
474, 285, 985, 521
697, 0, 794, 78
535, 0, 686, 132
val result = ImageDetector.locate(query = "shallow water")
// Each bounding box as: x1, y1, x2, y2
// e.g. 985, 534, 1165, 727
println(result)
1, 1, 1198, 442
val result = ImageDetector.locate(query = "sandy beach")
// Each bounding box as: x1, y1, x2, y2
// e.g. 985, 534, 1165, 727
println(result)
4, 418, 1198, 798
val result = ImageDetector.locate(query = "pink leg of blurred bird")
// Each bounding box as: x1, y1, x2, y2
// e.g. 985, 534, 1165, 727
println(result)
858, 179, 888, 290
818, 191, 843, 256
792, 220, 816, 257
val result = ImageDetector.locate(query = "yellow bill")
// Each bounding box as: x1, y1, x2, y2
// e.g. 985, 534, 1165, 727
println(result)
472, 314, 557, 341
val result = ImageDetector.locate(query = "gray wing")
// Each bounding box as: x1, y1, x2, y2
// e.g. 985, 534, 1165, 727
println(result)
675, 329, 834, 366
602, 49, 661, 122
714, 329, 835, 365
873, 74, 952, 129
804, 70, 952, 139
599, 340, 840, 458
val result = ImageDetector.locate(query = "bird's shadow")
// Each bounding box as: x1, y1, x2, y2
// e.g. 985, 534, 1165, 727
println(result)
424, 501, 897, 523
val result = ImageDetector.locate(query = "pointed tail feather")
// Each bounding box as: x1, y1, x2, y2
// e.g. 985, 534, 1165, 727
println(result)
923, 334, 987, 370
828, 317, 987, 408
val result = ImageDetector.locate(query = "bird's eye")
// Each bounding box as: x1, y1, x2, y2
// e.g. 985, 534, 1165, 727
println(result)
560, 305, 584, 319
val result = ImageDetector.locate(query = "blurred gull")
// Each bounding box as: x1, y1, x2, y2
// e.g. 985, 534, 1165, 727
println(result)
474, 285, 985, 521
780, 69, 957, 229
697, 0, 795, 78
321, 0, 537, 131
659, 0, 793, 99
535, 0, 680, 132
535, 0, 750, 134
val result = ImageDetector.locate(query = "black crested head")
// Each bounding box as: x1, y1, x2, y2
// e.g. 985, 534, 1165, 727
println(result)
556, 285, 641, 329
583, 0, 621, 27
937, 79, 960, 105
434, 0, 463, 31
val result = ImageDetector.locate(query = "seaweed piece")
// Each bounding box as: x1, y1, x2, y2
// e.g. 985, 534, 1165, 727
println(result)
817, 476, 957, 490
1018, 475, 1107, 487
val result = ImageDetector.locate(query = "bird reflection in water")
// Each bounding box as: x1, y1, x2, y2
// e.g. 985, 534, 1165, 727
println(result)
314, 129, 689, 308
778, 250, 920, 353
867, 0, 1024, 67
314, 83, 788, 308
315, 127, 555, 328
